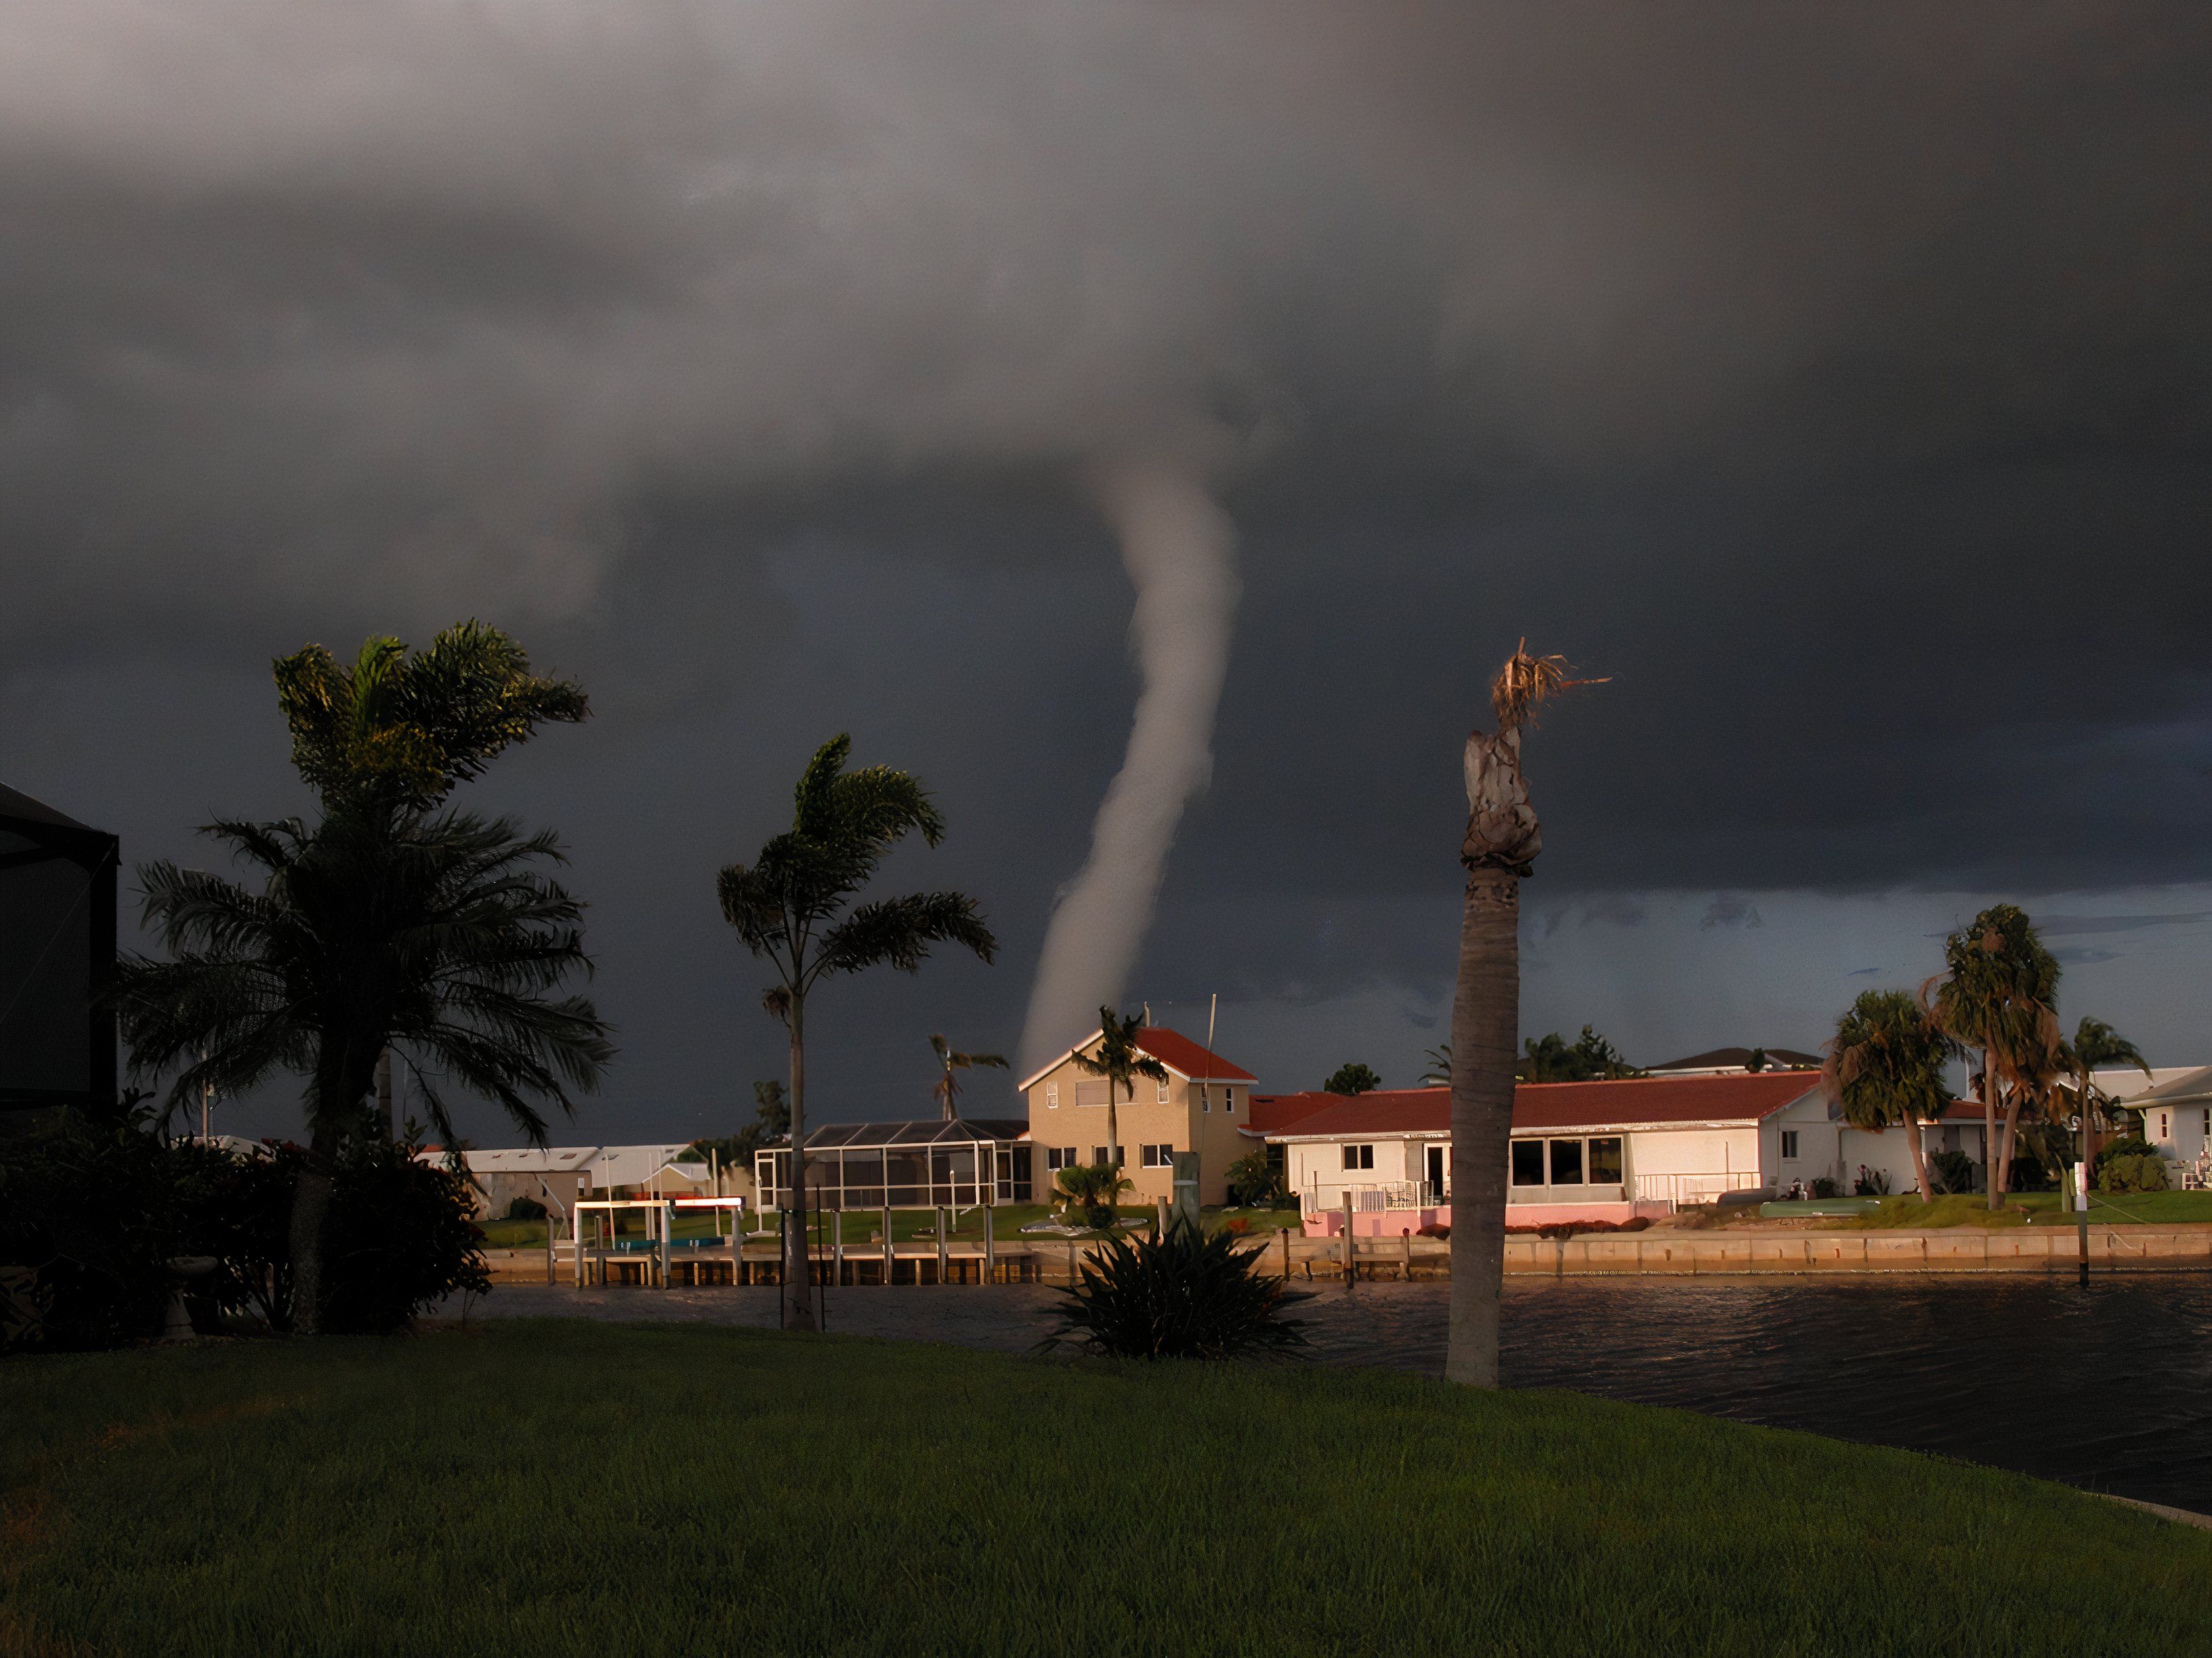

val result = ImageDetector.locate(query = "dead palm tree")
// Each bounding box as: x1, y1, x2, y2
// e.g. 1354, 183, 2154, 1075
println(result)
717, 736, 997, 1332
1827, 989, 1953, 1202
1927, 905, 2060, 1208
1448, 644, 1602, 1388
1070, 1006, 1169, 1182
930, 1034, 1009, 1122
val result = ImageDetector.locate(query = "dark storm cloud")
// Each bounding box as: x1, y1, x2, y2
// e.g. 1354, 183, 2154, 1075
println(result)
4, 3, 2211, 1120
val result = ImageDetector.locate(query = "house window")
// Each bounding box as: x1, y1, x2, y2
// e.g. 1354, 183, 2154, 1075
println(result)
1781, 1130, 1800, 1161
1511, 1140, 1545, 1186
1141, 1144, 1174, 1168
1046, 1147, 1084, 1172
2159, 1112, 2169, 1141
1046, 1083, 1058, 1110
2203, 1108, 2210, 1139
1089, 1145, 1123, 1167
1588, 1138, 1623, 1183
1227, 1091, 1237, 1113
1341, 1144, 1375, 1171
1156, 1079, 1171, 1104
1549, 1139, 1584, 1186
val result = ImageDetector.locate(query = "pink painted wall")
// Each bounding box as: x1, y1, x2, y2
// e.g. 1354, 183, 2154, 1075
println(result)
1302, 1199, 1669, 1237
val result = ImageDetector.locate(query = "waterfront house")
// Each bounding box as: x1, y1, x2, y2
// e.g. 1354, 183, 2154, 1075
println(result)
1259, 1071, 1988, 1233
2127, 1067, 2212, 1183
430, 1143, 740, 1218
1019, 1025, 1256, 1204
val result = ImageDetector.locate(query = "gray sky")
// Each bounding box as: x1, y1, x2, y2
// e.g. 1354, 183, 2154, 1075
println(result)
4, 4, 2210, 1142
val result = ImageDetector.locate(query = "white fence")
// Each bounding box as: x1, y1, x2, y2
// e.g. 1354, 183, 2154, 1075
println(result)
1632, 1170, 1763, 1209
1301, 1181, 1441, 1216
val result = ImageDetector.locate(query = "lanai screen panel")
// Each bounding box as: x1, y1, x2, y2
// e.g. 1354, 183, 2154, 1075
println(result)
0, 789, 117, 1112
754, 1119, 1032, 1208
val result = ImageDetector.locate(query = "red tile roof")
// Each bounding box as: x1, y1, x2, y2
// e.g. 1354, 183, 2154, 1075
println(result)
1131, 1027, 1256, 1083
1257, 1071, 1832, 1141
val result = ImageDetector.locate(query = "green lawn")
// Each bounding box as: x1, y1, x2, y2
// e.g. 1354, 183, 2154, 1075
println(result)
4, 1323, 2208, 1657
1832, 1191, 2212, 1231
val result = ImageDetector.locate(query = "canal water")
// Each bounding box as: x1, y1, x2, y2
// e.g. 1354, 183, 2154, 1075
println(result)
467, 1275, 2212, 1514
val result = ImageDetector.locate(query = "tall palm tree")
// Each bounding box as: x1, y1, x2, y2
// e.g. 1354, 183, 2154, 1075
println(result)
1928, 904, 2060, 1208
274, 621, 589, 1139
1827, 989, 1954, 1202
930, 1034, 1008, 1122
1448, 645, 1601, 1388
112, 809, 612, 1332
717, 735, 997, 1333
1070, 1006, 1169, 1180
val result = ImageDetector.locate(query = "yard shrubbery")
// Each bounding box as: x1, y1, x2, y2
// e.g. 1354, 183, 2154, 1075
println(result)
0, 1103, 486, 1353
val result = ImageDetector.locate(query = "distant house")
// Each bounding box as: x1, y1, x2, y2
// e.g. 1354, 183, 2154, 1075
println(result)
2127, 1067, 2212, 1181
1645, 1046, 1823, 1076
1019, 1025, 1256, 1204
425, 1143, 742, 1218
1254, 1071, 1984, 1234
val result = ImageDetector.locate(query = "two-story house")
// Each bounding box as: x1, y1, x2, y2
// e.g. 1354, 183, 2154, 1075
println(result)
1019, 1025, 1257, 1205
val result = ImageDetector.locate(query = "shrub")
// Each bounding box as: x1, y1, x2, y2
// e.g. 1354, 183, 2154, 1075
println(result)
1045, 1223, 1310, 1360
0, 1099, 181, 1353
1810, 1176, 1841, 1199
2099, 1153, 2169, 1195
1222, 1216, 1251, 1235
2094, 1135, 2155, 1185
1224, 1149, 1289, 1210
504, 1195, 548, 1222
1852, 1168, 1893, 1197
1416, 1223, 1450, 1239
1929, 1149, 1978, 1195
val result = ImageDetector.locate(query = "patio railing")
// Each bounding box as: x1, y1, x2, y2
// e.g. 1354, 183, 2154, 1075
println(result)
1301, 1181, 1442, 1216
1633, 1171, 1762, 1209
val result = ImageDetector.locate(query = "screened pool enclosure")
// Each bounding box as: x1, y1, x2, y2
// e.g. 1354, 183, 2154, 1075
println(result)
755, 1118, 1032, 1211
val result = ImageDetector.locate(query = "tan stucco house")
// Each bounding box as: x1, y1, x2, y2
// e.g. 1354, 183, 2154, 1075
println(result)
1018, 1025, 1257, 1205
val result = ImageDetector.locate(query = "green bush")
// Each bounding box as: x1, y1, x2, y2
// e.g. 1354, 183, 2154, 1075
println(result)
2094, 1134, 2155, 1185
1045, 1221, 1310, 1359
1, 1109, 486, 1351
2098, 1153, 2170, 1195
1224, 1148, 1290, 1209
504, 1195, 548, 1221
1929, 1149, 1978, 1195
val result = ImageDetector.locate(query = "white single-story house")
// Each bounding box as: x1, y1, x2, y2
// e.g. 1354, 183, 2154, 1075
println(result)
1257, 1071, 1987, 1234
2129, 1066, 2212, 1181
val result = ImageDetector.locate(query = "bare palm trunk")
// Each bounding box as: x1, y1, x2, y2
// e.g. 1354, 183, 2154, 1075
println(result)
1901, 1104, 1935, 1202
783, 998, 816, 1332
1982, 1041, 2001, 1210
1106, 1082, 1121, 1187
1995, 1084, 2024, 1203
1447, 869, 1518, 1388
290, 1115, 341, 1335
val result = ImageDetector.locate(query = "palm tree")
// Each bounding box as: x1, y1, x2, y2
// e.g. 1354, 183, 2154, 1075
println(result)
2068, 1016, 2152, 1177
1928, 905, 2060, 1208
1448, 644, 1601, 1388
1053, 1162, 1133, 1227
1419, 1043, 1453, 1087
112, 809, 612, 1332
1827, 990, 1953, 1202
273, 621, 587, 815
717, 736, 997, 1332
1070, 1006, 1169, 1183
930, 1035, 1008, 1122
274, 621, 589, 1138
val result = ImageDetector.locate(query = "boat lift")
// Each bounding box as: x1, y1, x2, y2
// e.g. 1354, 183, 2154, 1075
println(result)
571, 1196, 749, 1287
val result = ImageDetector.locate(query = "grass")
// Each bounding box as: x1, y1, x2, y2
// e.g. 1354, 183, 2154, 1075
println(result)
1831, 1191, 2212, 1231
3, 1323, 2209, 1657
